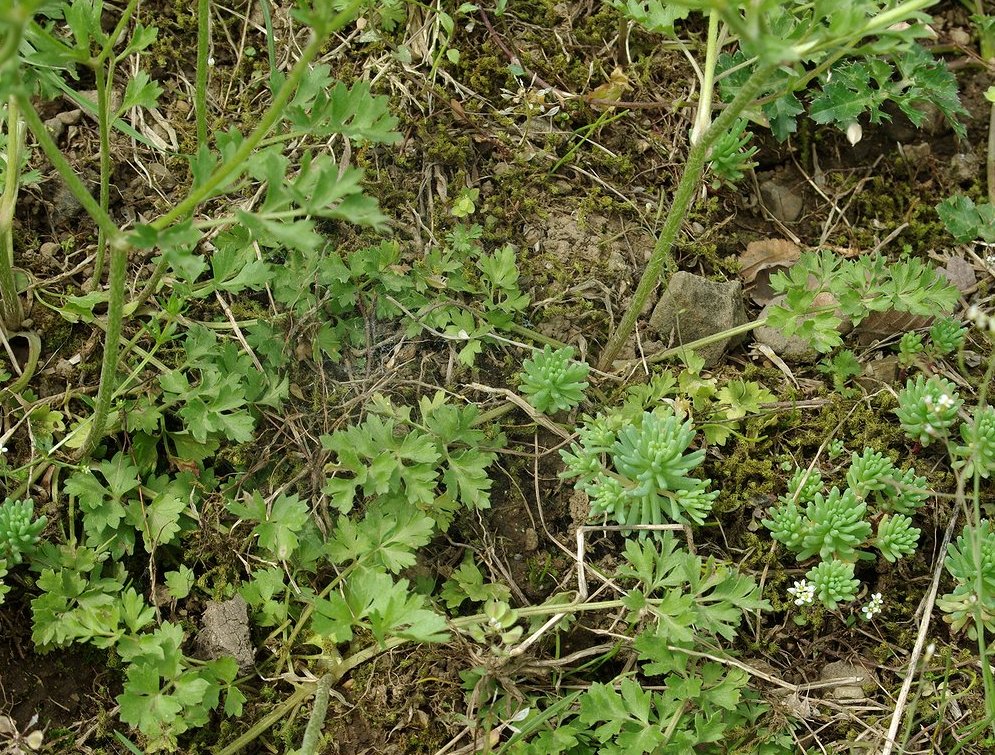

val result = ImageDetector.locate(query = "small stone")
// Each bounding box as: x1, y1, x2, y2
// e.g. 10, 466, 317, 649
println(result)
940, 255, 977, 294
648, 271, 748, 366
901, 143, 931, 164
820, 660, 876, 701
197, 595, 255, 672
950, 153, 981, 184
523, 527, 539, 552
857, 354, 900, 389
948, 28, 972, 47
759, 177, 803, 223
50, 179, 85, 223
148, 162, 178, 191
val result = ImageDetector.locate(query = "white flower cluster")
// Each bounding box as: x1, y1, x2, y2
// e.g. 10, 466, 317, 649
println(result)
921, 393, 956, 437
787, 579, 815, 606
966, 305, 995, 336
861, 592, 884, 620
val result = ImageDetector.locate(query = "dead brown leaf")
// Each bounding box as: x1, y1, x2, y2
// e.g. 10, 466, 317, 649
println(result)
738, 239, 801, 284
738, 238, 801, 305
852, 310, 932, 347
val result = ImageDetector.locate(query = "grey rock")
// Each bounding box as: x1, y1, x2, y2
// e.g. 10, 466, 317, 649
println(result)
50, 179, 85, 224
648, 271, 747, 366
950, 152, 981, 184
197, 595, 255, 672
820, 660, 876, 701
759, 177, 803, 223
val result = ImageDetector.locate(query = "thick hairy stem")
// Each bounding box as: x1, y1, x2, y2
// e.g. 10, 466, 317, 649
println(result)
0, 98, 25, 330
88, 61, 113, 288
988, 99, 995, 206
597, 61, 777, 371
690, 11, 720, 145
78, 234, 129, 456
297, 674, 333, 755
195, 0, 210, 148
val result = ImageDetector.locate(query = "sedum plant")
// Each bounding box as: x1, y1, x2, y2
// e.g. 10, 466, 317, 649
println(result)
561, 407, 718, 526
896, 318, 967, 366
0, 497, 46, 565
955, 405, 995, 479
929, 317, 968, 357
517, 345, 590, 414
764, 448, 925, 609
806, 559, 860, 610
0, 497, 46, 605
937, 520, 995, 637
895, 375, 963, 445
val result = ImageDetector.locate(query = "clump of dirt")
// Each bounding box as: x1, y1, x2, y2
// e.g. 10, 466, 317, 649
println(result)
196, 595, 255, 672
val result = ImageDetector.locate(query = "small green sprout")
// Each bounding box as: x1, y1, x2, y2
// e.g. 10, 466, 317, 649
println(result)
875, 514, 920, 563
897, 331, 924, 367
938, 520, 995, 637
796, 487, 871, 562
806, 559, 859, 610
518, 346, 590, 414
954, 405, 995, 479
0, 498, 47, 565
929, 317, 967, 357
561, 408, 718, 527
764, 449, 925, 610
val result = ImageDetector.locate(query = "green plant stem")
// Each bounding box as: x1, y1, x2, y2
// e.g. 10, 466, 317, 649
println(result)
0, 98, 25, 330
507, 321, 568, 349
195, 0, 210, 149
257, 0, 278, 89
219, 594, 646, 755
216, 637, 400, 755
596, 61, 777, 371
297, 673, 332, 755
0, 2, 31, 70
968, 343, 995, 735
624, 316, 768, 367
133, 0, 365, 309
988, 99, 995, 205
215, 681, 315, 755
690, 10, 720, 145
0, 331, 40, 398
98, 0, 140, 64
89, 61, 113, 288
22, 1, 361, 453
78, 233, 130, 456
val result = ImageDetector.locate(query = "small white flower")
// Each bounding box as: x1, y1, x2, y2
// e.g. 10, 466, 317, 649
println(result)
787, 579, 815, 606
861, 592, 884, 620
0, 445, 7, 454
936, 394, 955, 410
